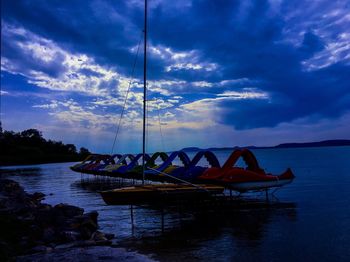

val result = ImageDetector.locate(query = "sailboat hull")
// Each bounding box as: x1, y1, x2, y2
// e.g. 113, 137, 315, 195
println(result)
100, 184, 224, 205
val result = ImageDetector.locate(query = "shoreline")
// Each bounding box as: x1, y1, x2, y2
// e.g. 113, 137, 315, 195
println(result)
0, 160, 80, 168
0, 178, 155, 261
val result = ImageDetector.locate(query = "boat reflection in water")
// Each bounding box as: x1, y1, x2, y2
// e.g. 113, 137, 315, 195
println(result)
116, 200, 297, 261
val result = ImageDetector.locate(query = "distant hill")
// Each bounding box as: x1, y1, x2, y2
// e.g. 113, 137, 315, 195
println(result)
181, 139, 350, 152
274, 140, 350, 148
180, 147, 202, 152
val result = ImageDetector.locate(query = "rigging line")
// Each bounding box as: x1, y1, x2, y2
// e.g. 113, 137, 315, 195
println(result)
145, 83, 149, 154
110, 31, 143, 155
0, 64, 2, 133
146, 167, 210, 192
156, 99, 165, 152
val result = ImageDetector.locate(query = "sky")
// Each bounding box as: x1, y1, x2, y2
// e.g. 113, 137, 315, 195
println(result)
1, 0, 350, 153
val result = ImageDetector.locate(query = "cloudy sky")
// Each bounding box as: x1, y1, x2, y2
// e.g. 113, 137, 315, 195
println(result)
1, 0, 350, 153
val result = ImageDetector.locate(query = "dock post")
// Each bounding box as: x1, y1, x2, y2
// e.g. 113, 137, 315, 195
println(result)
161, 205, 164, 233
265, 189, 269, 202
130, 205, 135, 236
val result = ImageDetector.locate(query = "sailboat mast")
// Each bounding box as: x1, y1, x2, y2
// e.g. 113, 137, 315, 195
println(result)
142, 0, 148, 184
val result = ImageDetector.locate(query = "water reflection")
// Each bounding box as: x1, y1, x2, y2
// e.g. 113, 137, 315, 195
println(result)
119, 203, 297, 261
71, 176, 140, 192
0, 167, 42, 176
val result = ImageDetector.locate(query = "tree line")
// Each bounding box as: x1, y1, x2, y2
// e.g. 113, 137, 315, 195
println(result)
0, 129, 91, 166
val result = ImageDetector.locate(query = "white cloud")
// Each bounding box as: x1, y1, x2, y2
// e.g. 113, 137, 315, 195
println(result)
1, 23, 130, 98
146, 44, 220, 73
302, 33, 350, 70
165, 62, 218, 72
217, 88, 269, 100
92, 97, 125, 107
147, 97, 179, 111
192, 81, 213, 87
147, 79, 187, 96
33, 101, 59, 109
219, 78, 254, 86
148, 45, 194, 61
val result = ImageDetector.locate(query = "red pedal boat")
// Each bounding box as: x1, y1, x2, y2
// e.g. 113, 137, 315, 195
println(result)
198, 149, 295, 192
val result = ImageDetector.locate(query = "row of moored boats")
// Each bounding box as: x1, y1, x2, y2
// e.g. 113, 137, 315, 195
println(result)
71, 149, 295, 192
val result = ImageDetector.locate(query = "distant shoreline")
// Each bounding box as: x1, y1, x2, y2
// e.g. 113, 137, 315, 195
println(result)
0, 160, 79, 168
181, 139, 350, 152
2, 139, 349, 167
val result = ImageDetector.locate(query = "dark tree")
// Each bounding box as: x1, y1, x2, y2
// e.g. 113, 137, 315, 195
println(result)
79, 147, 90, 158
20, 129, 43, 139
0, 129, 91, 166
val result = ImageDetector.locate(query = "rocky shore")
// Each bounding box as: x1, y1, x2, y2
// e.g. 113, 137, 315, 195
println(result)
0, 178, 155, 261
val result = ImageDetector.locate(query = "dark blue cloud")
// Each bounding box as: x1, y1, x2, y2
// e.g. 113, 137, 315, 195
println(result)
1, 0, 349, 131
300, 32, 325, 55
218, 61, 350, 129
1, 0, 141, 74
145, 0, 350, 129
78, 68, 104, 78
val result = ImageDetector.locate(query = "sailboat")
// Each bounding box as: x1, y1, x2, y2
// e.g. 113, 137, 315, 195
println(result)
99, 0, 225, 205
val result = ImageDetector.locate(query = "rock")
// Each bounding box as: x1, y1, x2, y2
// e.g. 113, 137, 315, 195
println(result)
59, 231, 81, 242
54, 203, 84, 218
80, 226, 93, 239
75, 240, 97, 247
56, 240, 96, 248
81, 218, 97, 231
86, 211, 98, 224
78, 213, 98, 240
55, 242, 76, 249
0, 240, 13, 260
64, 217, 81, 230
0, 179, 24, 197
42, 227, 56, 243
18, 241, 28, 251
75, 210, 98, 224
104, 233, 115, 240
91, 231, 107, 242
29, 224, 42, 240
29, 245, 47, 254
22, 213, 36, 223
33, 240, 45, 247
89, 231, 112, 245
37, 203, 51, 211
35, 208, 55, 226
31, 192, 45, 201
95, 240, 112, 246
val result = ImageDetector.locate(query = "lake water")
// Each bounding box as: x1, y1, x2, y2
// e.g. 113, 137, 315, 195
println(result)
1, 147, 350, 261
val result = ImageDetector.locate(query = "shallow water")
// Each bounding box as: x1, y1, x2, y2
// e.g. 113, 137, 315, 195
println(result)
1, 146, 350, 261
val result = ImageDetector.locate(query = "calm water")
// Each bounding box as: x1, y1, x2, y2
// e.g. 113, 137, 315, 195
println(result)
1, 147, 350, 261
